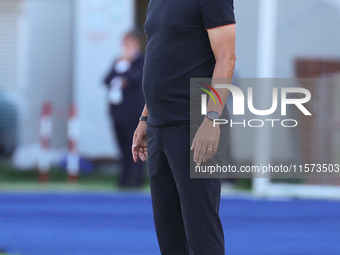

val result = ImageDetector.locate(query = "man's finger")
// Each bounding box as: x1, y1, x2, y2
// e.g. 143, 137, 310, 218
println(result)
211, 143, 218, 158
138, 148, 146, 161
132, 152, 138, 163
193, 141, 202, 164
132, 144, 139, 163
142, 147, 148, 161
203, 145, 214, 162
143, 147, 148, 159
132, 133, 142, 160
196, 142, 207, 166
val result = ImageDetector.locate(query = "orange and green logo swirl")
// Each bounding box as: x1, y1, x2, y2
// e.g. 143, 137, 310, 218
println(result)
197, 82, 222, 106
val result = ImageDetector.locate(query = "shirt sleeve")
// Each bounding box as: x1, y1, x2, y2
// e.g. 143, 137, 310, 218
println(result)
199, 0, 236, 30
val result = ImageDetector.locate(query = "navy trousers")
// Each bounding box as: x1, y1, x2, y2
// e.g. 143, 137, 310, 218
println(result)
147, 122, 229, 255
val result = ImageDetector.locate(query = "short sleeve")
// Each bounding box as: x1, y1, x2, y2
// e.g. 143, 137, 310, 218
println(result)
199, 0, 236, 30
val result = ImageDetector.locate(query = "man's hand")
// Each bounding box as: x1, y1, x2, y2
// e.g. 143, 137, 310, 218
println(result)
132, 121, 148, 162
191, 118, 220, 166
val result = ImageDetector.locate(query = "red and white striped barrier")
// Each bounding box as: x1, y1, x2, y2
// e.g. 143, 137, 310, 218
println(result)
67, 103, 80, 182
38, 102, 52, 183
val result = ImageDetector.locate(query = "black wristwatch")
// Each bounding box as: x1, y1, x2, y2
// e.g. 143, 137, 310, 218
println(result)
139, 116, 148, 122
205, 111, 221, 121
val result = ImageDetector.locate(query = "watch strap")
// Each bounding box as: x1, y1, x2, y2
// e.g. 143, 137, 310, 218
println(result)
139, 116, 148, 122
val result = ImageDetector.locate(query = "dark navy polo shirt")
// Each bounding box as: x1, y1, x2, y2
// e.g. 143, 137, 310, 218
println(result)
143, 0, 236, 126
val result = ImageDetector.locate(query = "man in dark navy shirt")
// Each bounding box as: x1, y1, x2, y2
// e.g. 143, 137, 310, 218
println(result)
132, 0, 236, 254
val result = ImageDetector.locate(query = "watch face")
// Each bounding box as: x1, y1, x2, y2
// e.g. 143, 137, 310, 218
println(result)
208, 111, 220, 120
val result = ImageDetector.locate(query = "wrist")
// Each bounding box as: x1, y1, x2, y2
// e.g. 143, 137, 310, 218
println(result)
203, 117, 212, 123
139, 116, 148, 122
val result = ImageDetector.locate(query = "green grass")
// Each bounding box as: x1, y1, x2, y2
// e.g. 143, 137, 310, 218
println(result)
0, 160, 150, 192
235, 178, 252, 190
0, 160, 252, 192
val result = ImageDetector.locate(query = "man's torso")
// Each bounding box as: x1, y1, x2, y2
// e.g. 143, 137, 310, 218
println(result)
143, 0, 235, 126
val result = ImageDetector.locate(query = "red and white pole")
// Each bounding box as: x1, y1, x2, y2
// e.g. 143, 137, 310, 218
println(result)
67, 103, 80, 182
38, 102, 52, 183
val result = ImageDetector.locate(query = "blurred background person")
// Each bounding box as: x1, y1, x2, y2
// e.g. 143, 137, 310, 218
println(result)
103, 30, 145, 188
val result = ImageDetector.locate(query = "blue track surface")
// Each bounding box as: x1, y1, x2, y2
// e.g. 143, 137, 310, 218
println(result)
0, 193, 340, 255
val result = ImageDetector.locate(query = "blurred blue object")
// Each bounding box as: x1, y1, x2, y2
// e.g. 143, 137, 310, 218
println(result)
0, 193, 340, 255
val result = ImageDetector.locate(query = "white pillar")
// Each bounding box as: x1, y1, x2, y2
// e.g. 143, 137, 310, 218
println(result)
253, 0, 278, 194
